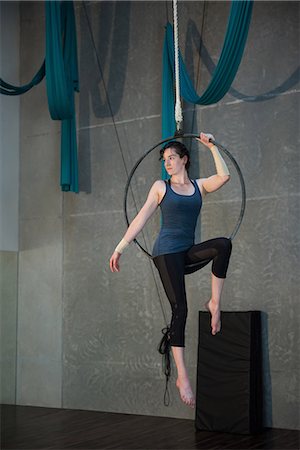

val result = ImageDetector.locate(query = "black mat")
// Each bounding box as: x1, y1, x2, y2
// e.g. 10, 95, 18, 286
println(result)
196, 311, 263, 434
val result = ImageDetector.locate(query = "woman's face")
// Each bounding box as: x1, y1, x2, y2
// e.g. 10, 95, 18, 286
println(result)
162, 148, 187, 175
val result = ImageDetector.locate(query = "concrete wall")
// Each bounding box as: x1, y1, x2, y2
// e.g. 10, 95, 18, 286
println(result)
0, 1, 20, 404
0, 1, 20, 252
15, 0, 299, 429
17, 2, 63, 407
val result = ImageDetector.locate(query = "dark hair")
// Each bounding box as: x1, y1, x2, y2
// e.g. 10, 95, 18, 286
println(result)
159, 141, 190, 172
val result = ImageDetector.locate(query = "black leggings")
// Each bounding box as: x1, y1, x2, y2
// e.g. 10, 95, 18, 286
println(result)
153, 237, 232, 347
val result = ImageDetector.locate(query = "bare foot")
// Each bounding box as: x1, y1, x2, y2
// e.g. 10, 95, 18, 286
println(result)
176, 378, 195, 408
205, 299, 221, 335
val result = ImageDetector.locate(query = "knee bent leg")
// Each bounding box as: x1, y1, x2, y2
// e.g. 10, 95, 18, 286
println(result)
212, 238, 232, 278
218, 237, 232, 254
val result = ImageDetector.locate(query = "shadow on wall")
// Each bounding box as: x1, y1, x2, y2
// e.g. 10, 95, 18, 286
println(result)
187, 18, 300, 103
261, 311, 273, 428
78, 1, 131, 193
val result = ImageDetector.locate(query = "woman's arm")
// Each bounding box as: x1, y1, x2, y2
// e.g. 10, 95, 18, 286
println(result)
196, 133, 230, 195
109, 180, 163, 272
123, 182, 161, 242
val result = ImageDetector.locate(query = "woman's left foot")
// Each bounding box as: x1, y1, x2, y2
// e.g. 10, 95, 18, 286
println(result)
205, 299, 221, 335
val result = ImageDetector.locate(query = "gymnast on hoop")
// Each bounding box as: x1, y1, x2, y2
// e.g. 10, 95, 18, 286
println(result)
109, 132, 232, 408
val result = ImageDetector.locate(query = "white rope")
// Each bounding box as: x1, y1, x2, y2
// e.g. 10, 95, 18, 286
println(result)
173, 0, 183, 130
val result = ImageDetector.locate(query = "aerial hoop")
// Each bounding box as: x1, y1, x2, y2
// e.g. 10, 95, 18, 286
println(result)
124, 133, 246, 259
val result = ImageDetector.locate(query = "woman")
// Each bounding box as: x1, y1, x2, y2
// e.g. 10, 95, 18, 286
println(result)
109, 133, 232, 408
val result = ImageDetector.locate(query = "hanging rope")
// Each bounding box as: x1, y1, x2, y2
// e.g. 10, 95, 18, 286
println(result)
173, 0, 183, 132
162, 1, 253, 180
164, 1, 254, 108
157, 326, 172, 406
83, 2, 170, 352
190, 1, 207, 142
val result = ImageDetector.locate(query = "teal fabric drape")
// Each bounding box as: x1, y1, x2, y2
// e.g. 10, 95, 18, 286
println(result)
0, 62, 45, 95
1, 1, 79, 193
165, 1, 253, 105
45, 0, 79, 192
162, 0, 253, 178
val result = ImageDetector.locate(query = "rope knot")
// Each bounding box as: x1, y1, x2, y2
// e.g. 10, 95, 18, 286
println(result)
158, 326, 171, 406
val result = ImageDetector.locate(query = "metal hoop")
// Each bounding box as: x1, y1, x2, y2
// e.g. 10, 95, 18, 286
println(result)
124, 133, 246, 259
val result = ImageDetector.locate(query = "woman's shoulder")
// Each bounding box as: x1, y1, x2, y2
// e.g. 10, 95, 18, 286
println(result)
152, 179, 167, 189
193, 178, 206, 196
151, 180, 167, 203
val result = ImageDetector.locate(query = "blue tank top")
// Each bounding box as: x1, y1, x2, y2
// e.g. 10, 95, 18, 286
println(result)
152, 179, 202, 257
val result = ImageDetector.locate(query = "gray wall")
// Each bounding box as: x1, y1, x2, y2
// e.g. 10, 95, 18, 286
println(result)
17, 2, 63, 407
0, 1, 20, 404
0, 1, 20, 252
9, 0, 300, 430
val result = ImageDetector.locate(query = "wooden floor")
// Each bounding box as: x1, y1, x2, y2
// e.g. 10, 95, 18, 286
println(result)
1, 405, 299, 450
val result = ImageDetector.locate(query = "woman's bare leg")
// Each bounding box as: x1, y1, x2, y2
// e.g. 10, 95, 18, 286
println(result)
172, 346, 195, 408
205, 273, 225, 335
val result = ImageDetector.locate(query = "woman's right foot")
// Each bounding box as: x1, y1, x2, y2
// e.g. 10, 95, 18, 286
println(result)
176, 378, 195, 408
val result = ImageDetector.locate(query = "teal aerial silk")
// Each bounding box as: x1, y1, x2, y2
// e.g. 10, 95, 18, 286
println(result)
0, 1, 79, 193
162, 0, 253, 178
45, 0, 79, 192
0, 62, 45, 95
